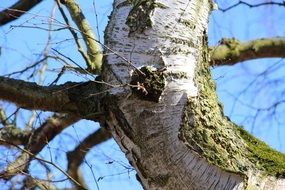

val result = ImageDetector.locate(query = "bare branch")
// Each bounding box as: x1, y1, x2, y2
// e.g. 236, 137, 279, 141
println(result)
0, 76, 105, 115
0, 113, 80, 180
219, 1, 285, 12
56, 0, 102, 74
0, 0, 43, 26
0, 76, 74, 112
55, 0, 93, 74
0, 140, 85, 188
28, 113, 80, 153
210, 38, 285, 66
67, 127, 112, 188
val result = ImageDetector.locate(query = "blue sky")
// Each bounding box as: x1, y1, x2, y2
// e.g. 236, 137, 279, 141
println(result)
1, 0, 285, 189
209, 0, 285, 153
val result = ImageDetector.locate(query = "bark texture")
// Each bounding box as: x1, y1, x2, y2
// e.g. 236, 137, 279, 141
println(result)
1, 0, 285, 189
0, 77, 105, 118
102, 0, 285, 189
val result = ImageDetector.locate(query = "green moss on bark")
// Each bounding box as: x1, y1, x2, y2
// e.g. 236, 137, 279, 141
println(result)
126, 0, 167, 35
237, 127, 285, 177
130, 66, 165, 102
180, 47, 248, 172
180, 34, 285, 178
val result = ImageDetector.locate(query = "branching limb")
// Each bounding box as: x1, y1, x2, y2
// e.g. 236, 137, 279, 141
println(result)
0, 113, 80, 180
210, 37, 285, 66
67, 127, 112, 189
0, 76, 104, 115
56, 0, 102, 74
1, 141, 84, 188
0, 76, 76, 113
0, 0, 43, 26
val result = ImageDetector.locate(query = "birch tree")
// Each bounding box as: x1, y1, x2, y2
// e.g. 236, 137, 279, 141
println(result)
1, 0, 285, 189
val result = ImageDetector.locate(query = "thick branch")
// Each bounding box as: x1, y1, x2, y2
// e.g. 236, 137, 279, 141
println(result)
0, 76, 75, 112
0, 113, 80, 179
67, 127, 112, 189
0, 76, 105, 116
0, 0, 43, 26
210, 38, 285, 66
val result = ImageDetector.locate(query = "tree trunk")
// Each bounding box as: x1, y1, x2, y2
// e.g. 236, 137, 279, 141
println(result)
102, 0, 285, 189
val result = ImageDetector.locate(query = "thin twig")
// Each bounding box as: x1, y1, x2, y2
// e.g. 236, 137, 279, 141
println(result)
0, 138, 86, 189
55, 0, 92, 69
219, 1, 285, 12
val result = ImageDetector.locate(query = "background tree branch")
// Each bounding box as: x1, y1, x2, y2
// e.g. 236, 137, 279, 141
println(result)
210, 37, 285, 66
0, 125, 30, 146
0, 113, 80, 180
57, 0, 102, 74
67, 126, 112, 189
0, 106, 11, 127
0, 0, 43, 26
24, 176, 57, 190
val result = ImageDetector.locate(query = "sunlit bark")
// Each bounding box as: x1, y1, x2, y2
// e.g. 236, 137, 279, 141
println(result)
210, 38, 285, 66
102, 0, 285, 189
1, 0, 285, 189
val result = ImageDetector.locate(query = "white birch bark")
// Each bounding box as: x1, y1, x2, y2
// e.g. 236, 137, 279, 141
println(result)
102, 0, 285, 189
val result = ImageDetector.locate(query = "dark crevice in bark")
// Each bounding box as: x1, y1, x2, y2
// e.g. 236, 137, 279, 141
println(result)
130, 66, 166, 102
103, 95, 134, 141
